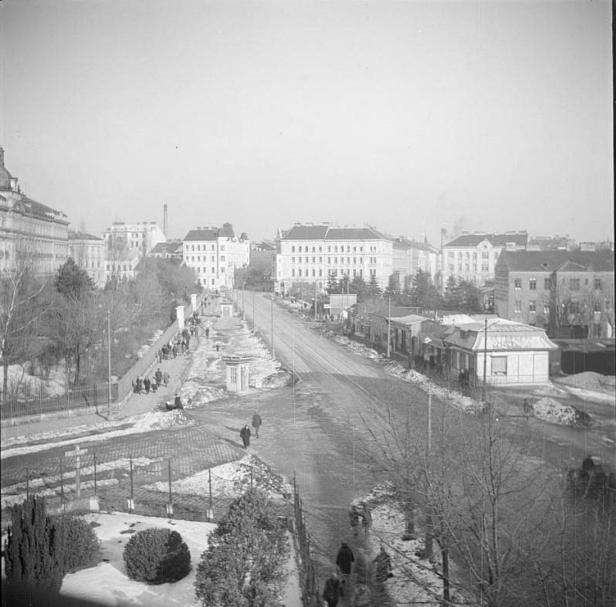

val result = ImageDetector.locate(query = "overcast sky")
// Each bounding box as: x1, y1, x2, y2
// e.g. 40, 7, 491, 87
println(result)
1, 0, 613, 245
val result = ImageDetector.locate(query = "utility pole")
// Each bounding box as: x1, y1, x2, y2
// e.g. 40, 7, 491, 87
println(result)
482, 317, 488, 402
271, 295, 275, 358
107, 309, 112, 417
387, 295, 391, 358
252, 290, 255, 330
242, 286, 245, 321
427, 382, 432, 455
314, 281, 318, 321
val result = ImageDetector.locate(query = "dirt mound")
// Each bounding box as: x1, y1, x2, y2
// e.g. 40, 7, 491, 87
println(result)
532, 397, 591, 427
555, 372, 615, 394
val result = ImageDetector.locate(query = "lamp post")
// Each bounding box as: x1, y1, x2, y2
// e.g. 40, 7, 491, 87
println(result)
386, 295, 391, 358
482, 317, 488, 402
271, 295, 275, 358
107, 309, 111, 417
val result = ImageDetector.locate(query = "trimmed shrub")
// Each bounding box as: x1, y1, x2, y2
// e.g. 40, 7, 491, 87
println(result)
55, 515, 101, 573
123, 527, 191, 584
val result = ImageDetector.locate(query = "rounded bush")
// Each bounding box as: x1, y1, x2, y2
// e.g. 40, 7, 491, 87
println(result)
123, 527, 191, 584
55, 515, 101, 573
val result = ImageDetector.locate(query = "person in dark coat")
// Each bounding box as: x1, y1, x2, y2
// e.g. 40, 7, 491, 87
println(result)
322, 571, 342, 607
336, 541, 354, 587
240, 424, 251, 448
143, 377, 151, 394
155, 368, 163, 385
252, 412, 262, 438
174, 394, 183, 409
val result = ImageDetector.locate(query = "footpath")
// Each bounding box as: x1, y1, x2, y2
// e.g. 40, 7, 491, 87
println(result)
0, 333, 200, 444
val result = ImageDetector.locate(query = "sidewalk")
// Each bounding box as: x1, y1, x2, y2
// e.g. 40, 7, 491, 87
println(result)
0, 337, 199, 443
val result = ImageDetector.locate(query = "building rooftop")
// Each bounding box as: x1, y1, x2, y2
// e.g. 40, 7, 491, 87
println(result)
282, 223, 386, 241
497, 250, 614, 273
69, 231, 103, 241
445, 231, 528, 248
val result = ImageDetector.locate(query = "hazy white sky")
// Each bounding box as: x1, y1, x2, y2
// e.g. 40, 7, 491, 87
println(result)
1, 0, 613, 244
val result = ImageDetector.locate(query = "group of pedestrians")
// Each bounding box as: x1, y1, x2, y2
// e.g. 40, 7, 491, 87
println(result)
132, 367, 170, 395
322, 501, 392, 607
239, 412, 263, 448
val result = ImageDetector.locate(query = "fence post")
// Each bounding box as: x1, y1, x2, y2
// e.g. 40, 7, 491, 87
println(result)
26, 468, 30, 499
93, 453, 97, 497
126, 455, 135, 512
166, 459, 174, 517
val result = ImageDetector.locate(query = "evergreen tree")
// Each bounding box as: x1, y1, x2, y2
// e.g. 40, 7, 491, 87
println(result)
443, 276, 460, 310
456, 280, 483, 313
326, 273, 339, 294
349, 275, 369, 300
385, 272, 401, 297
368, 274, 381, 297
55, 258, 94, 301
4, 496, 65, 600
410, 269, 442, 310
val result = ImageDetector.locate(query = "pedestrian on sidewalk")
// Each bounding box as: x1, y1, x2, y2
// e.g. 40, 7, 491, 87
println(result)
323, 571, 342, 607
360, 502, 372, 536
205, 327, 210, 339
349, 505, 361, 537
335, 541, 354, 590
144, 377, 151, 394
240, 424, 251, 448
155, 368, 163, 385
252, 412, 262, 438
163, 371, 170, 387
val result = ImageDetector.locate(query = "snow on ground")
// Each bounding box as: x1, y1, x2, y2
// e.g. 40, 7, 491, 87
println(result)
357, 482, 473, 606
146, 454, 293, 501
1, 456, 157, 509
60, 512, 216, 607
554, 371, 615, 393
0, 410, 193, 460
0, 363, 66, 399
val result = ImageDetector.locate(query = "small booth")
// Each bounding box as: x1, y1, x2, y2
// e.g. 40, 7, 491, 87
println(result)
220, 301, 233, 318
223, 355, 252, 394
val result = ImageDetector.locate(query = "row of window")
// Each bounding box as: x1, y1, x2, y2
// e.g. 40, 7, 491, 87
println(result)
188, 244, 226, 252
448, 264, 490, 273
514, 278, 602, 291
186, 255, 225, 263
290, 245, 378, 254
447, 251, 498, 260
513, 301, 550, 314
290, 256, 378, 265
195, 267, 225, 275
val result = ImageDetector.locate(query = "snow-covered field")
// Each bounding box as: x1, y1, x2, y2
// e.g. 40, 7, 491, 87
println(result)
60, 512, 215, 607
0, 363, 66, 399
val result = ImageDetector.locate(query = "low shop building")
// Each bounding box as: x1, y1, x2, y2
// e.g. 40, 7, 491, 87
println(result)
443, 318, 558, 385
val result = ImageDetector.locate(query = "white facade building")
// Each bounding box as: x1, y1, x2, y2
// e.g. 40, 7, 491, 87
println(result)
441, 231, 528, 288
391, 237, 441, 287
182, 223, 249, 289
68, 231, 105, 287
104, 221, 166, 257
274, 224, 393, 293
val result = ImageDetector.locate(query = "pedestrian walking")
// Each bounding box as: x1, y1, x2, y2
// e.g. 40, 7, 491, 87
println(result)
252, 412, 262, 438
205, 327, 210, 339
322, 571, 342, 607
240, 424, 251, 448
349, 505, 361, 537
163, 371, 170, 387
143, 377, 151, 394
360, 502, 372, 536
155, 368, 163, 385
335, 541, 354, 589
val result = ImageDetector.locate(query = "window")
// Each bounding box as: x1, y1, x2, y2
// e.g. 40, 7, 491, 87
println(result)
529, 279, 536, 290
221, 268, 225, 273
569, 278, 580, 291
291, 257, 295, 263
544, 304, 550, 316
211, 278, 215, 285
312, 257, 316, 263
319, 269, 322, 276
299, 269, 302, 277
312, 269, 316, 276
220, 245, 225, 251
594, 278, 602, 290
491, 356, 507, 375
292, 269, 295, 277
191, 245, 195, 251
212, 267, 215, 274
514, 279, 522, 289
312, 246, 315, 252
528, 300, 536, 312
291, 246, 295, 252
514, 300, 522, 313
544, 278, 551, 290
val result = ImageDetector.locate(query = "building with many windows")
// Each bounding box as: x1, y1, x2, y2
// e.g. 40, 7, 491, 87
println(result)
441, 231, 528, 289
182, 223, 249, 289
0, 147, 69, 276
68, 231, 105, 287
391, 236, 440, 288
274, 224, 393, 293
104, 221, 166, 257
495, 250, 615, 338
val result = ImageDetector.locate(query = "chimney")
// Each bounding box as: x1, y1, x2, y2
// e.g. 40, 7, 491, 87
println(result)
10, 177, 18, 191
163, 203, 168, 237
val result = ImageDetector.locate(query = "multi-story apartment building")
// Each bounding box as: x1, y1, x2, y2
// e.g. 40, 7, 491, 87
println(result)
495, 250, 614, 338
149, 240, 183, 261
104, 221, 166, 257
183, 223, 249, 289
441, 231, 528, 288
68, 231, 105, 287
0, 147, 69, 276
391, 237, 440, 288
274, 223, 393, 293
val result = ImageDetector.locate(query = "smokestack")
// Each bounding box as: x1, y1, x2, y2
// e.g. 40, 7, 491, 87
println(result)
163, 203, 168, 238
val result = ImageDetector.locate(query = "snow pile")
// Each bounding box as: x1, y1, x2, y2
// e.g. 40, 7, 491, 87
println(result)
132, 410, 193, 432
532, 398, 589, 427
555, 371, 615, 394
334, 335, 381, 359
261, 370, 293, 389
146, 454, 293, 500
0, 363, 66, 399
